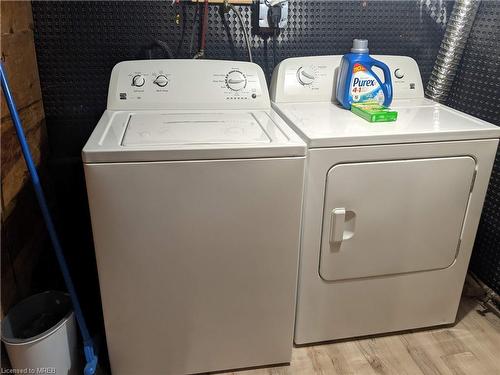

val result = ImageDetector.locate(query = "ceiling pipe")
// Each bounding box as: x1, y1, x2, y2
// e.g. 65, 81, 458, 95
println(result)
425, 0, 481, 103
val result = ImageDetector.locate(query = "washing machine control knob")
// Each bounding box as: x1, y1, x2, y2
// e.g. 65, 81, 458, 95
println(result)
225, 70, 247, 91
297, 67, 316, 85
394, 68, 405, 79
154, 75, 169, 87
132, 75, 145, 87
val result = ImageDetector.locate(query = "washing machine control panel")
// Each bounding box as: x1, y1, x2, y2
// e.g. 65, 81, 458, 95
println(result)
108, 60, 270, 110
270, 55, 424, 103
225, 70, 247, 91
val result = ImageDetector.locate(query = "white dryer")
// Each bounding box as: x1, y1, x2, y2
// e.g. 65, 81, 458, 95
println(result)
83, 60, 306, 374
270, 55, 500, 344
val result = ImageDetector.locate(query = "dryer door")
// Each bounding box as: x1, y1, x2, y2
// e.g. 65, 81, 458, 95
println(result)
319, 156, 476, 281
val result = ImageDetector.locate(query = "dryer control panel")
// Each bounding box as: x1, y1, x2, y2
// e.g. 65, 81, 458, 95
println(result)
108, 60, 270, 110
270, 55, 424, 103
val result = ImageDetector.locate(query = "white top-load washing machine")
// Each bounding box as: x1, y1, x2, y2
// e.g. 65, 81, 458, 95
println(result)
270, 55, 500, 344
83, 60, 306, 375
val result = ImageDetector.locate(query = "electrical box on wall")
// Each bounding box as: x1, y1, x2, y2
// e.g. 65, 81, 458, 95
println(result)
254, 0, 288, 34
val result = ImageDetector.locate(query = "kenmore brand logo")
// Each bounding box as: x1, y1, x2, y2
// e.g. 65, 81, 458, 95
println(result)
353, 78, 376, 87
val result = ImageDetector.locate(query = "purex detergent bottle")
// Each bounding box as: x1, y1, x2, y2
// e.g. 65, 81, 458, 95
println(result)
336, 39, 393, 109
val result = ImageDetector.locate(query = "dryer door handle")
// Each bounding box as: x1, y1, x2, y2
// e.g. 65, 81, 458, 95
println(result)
330, 208, 346, 244
329, 208, 356, 248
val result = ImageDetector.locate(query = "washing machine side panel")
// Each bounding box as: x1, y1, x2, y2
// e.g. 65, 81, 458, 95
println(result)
84, 157, 305, 375
294, 139, 498, 344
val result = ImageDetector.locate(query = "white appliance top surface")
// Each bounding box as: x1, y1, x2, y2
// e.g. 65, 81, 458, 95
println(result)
273, 98, 500, 148
83, 109, 306, 163
84, 60, 306, 162
122, 112, 271, 146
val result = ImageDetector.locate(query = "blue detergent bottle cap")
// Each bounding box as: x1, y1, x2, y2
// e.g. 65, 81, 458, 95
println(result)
351, 39, 369, 54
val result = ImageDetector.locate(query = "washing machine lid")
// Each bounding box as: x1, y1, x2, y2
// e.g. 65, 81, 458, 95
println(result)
82, 110, 306, 162
122, 112, 271, 146
273, 98, 500, 148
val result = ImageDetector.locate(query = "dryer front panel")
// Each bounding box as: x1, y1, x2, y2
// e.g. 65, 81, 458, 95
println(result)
319, 156, 476, 281
295, 139, 498, 344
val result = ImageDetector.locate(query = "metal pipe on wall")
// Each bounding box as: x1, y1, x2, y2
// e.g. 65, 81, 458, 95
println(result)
425, 0, 481, 102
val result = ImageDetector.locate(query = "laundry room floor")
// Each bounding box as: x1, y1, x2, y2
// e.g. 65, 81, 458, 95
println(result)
219, 297, 500, 375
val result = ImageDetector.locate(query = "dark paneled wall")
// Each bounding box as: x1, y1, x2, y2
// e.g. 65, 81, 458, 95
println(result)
32, 0, 450, 157
447, 0, 500, 294
29, 0, 499, 321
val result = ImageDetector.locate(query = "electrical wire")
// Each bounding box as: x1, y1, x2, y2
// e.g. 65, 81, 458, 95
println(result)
263, 37, 271, 80
194, 0, 209, 59
152, 38, 174, 59
189, 1, 200, 57
269, 4, 282, 68
272, 28, 277, 68
175, 2, 188, 58
228, 3, 253, 62
219, 5, 237, 60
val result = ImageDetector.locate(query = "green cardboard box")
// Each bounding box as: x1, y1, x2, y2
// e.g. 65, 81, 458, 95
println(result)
351, 102, 398, 123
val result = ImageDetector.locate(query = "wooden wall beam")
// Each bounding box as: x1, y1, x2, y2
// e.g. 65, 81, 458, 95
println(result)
1, 1, 47, 316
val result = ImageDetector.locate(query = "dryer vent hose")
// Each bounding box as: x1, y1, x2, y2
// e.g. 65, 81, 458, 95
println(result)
425, 0, 481, 103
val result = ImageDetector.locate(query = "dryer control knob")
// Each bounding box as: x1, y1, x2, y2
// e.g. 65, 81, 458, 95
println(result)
297, 67, 315, 85
132, 75, 145, 87
394, 69, 405, 79
297, 67, 316, 86
154, 75, 169, 87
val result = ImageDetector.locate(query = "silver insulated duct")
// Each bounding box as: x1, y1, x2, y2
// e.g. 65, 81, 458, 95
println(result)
425, 0, 481, 103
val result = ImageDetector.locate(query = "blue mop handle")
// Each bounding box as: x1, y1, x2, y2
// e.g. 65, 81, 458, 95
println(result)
0, 63, 97, 375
